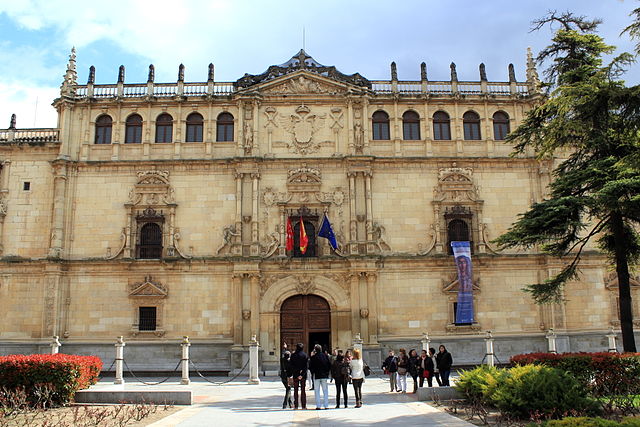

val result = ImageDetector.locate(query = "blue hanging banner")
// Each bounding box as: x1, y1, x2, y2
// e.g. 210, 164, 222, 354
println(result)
451, 241, 474, 324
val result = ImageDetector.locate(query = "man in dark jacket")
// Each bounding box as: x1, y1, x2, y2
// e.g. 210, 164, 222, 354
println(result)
381, 350, 399, 392
289, 343, 308, 409
309, 344, 331, 409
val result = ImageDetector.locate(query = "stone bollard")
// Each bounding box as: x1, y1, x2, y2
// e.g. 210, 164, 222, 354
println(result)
420, 332, 430, 352
248, 335, 260, 385
50, 336, 61, 355
114, 336, 126, 385
546, 328, 557, 354
484, 330, 495, 367
352, 333, 363, 355
181, 336, 191, 385
606, 327, 618, 353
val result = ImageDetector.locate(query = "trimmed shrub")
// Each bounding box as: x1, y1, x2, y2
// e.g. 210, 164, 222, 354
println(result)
538, 416, 640, 426
490, 364, 599, 419
0, 354, 102, 406
455, 365, 506, 405
511, 352, 640, 397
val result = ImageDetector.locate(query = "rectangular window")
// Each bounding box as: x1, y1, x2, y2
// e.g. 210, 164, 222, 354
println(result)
372, 123, 390, 140
186, 124, 203, 142
23, 182, 30, 191
126, 126, 142, 143
139, 307, 157, 331
463, 123, 481, 140
434, 123, 451, 140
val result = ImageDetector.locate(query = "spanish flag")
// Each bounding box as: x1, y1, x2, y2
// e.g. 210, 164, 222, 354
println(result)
286, 217, 294, 251
299, 216, 308, 254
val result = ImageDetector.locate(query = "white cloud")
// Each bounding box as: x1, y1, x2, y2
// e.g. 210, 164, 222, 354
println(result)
0, 81, 58, 128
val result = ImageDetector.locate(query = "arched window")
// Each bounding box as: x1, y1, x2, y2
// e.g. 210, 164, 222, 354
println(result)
185, 112, 204, 142
447, 219, 471, 255
216, 112, 234, 141
493, 111, 510, 140
433, 111, 451, 140
155, 113, 173, 143
463, 111, 481, 140
125, 114, 142, 144
293, 219, 317, 257
94, 115, 112, 144
138, 223, 163, 259
372, 110, 390, 140
402, 111, 420, 140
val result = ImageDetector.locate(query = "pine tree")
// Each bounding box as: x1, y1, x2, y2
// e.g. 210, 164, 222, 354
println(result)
493, 12, 640, 352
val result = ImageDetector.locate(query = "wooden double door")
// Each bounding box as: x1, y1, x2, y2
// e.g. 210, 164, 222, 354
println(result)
281, 294, 331, 353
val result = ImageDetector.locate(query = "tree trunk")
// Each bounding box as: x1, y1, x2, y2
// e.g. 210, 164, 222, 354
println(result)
611, 211, 637, 352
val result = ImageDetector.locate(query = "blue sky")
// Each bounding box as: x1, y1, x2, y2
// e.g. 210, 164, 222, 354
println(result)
0, 0, 638, 128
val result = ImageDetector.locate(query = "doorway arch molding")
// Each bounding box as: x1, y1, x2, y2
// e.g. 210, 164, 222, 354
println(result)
261, 274, 350, 313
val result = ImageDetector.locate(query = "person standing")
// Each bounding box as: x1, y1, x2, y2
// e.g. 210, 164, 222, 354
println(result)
418, 349, 435, 388
396, 348, 409, 393
436, 345, 453, 386
309, 344, 331, 410
408, 349, 419, 393
429, 347, 441, 386
381, 350, 398, 392
349, 349, 365, 407
280, 350, 293, 408
289, 343, 309, 409
330, 350, 349, 408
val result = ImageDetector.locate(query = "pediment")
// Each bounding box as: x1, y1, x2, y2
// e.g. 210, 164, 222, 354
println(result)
442, 274, 480, 294
252, 72, 348, 95
605, 271, 640, 290
129, 276, 168, 298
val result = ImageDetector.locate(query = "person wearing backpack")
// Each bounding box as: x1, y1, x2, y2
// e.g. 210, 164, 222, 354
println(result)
381, 350, 398, 392
330, 350, 349, 408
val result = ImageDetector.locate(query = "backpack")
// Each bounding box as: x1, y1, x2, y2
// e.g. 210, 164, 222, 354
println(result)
340, 362, 350, 376
363, 363, 371, 377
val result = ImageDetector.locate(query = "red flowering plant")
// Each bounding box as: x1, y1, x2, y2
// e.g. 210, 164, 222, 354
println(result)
0, 354, 102, 406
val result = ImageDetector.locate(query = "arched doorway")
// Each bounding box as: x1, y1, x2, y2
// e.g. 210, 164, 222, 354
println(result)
280, 294, 331, 353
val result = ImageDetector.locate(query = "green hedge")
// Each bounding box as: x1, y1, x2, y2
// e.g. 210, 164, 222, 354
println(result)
537, 416, 640, 426
456, 364, 600, 419
0, 354, 102, 406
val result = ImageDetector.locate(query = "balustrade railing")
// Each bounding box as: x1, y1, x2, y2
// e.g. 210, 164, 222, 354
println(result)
68, 78, 530, 99
0, 128, 60, 142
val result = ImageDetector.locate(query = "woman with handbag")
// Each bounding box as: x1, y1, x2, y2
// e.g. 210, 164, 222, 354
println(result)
418, 349, 435, 387
330, 351, 349, 408
349, 349, 365, 407
396, 348, 409, 393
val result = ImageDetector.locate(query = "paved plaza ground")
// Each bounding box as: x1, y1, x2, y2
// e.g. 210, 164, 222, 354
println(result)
89, 375, 473, 426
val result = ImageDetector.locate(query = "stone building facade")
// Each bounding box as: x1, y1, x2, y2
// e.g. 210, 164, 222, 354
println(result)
0, 49, 638, 371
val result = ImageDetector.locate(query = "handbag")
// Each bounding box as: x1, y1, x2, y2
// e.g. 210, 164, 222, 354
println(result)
363, 363, 371, 377
422, 370, 430, 378
287, 377, 294, 387
397, 367, 407, 375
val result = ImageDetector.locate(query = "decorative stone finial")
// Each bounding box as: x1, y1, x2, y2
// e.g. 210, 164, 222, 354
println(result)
208, 63, 214, 82
450, 62, 458, 82
508, 63, 516, 82
9, 114, 16, 129
390, 62, 397, 81
479, 63, 487, 81
420, 62, 427, 81
178, 63, 185, 82
526, 47, 540, 90
148, 64, 155, 83
59, 47, 78, 97
118, 65, 125, 83
88, 66, 95, 84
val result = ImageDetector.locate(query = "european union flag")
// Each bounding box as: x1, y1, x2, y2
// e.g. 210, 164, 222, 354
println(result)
318, 214, 338, 250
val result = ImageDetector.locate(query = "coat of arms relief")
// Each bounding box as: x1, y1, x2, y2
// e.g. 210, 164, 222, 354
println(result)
279, 105, 326, 155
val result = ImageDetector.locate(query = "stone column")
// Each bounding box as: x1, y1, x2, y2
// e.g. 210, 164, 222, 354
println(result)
234, 172, 243, 255
352, 333, 363, 354
545, 328, 557, 354
364, 172, 374, 253
349, 273, 361, 336
250, 173, 260, 255
114, 336, 125, 385
348, 172, 357, 253
484, 331, 495, 367
249, 273, 260, 342
420, 332, 430, 352
606, 327, 618, 353
232, 274, 243, 346
181, 336, 191, 385
49, 161, 68, 258
50, 336, 61, 354
364, 272, 378, 344
248, 335, 260, 384
347, 99, 354, 153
